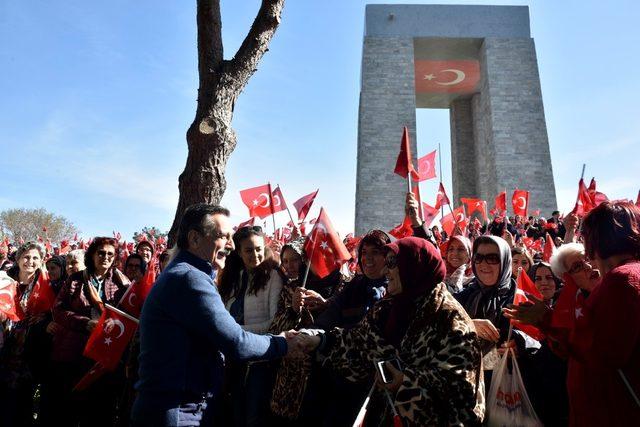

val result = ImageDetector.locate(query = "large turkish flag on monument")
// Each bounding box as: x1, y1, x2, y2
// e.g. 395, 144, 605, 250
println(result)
414, 60, 480, 94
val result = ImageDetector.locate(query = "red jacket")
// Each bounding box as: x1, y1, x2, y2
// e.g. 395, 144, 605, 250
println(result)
544, 261, 640, 426
52, 268, 129, 362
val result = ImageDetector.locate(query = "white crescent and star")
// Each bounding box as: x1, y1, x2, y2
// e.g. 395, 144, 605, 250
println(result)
0, 289, 14, 300
105, 319, 126, 339
272, 195, 281, 207
128, 293, 137, 307
424, 69, 466, 85
257, 193, 270, 208
517, 196, 527, 210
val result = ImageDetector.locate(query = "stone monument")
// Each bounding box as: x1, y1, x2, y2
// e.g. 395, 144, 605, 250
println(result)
355, 4, 557, 234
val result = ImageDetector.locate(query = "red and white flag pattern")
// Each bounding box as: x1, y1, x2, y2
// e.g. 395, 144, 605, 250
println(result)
417, 150, 437, 182
511, 189, 529, 217
303, 208, 351, 278
0, 276, 20, 321
83, 304, 139, 371
512, 269, 544, 340
293, 189, 319, 222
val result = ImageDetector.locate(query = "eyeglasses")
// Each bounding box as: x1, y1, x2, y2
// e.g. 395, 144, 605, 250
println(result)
97, 250, 115, 258
473, 253, 501, 265
568, 259, 591, 275
384, 254, 397, 269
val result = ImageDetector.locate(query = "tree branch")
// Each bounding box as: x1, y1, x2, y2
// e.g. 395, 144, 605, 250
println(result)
196, 0, 224, 109
227, 0, 285, 93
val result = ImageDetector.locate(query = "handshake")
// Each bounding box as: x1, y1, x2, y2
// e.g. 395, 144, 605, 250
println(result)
281, 329, 324, 357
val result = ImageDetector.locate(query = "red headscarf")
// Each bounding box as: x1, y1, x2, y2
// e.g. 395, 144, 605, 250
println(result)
383, 237, 446, 347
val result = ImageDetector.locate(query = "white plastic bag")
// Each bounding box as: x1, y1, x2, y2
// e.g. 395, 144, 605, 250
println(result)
486, 348, 542, 427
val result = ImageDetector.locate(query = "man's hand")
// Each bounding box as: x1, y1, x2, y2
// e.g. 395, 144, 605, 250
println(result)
473, 319, 500, 342
405, 192, 422, 227
502, 295, 550, 327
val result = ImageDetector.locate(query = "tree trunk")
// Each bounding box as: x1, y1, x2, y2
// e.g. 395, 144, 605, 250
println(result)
168, 0, 285, 244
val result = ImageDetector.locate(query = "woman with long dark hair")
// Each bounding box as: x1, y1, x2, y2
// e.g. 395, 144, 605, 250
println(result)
218, 226, 284, 426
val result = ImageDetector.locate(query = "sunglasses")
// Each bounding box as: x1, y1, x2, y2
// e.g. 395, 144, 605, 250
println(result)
97, 250, 115, 258
473, 253, 501, 265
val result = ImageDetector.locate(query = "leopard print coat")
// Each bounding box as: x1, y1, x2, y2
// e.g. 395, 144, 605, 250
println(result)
323, 282, 485, 426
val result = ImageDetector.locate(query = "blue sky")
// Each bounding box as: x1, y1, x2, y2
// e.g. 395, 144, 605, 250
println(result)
1, 0, 639, 240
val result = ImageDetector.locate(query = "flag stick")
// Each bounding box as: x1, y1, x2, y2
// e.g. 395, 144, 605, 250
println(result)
580, 163, 586, 181
619, 369, 640, 408
268, 182, 277, 236
301, 240, 316, 290
438, 143, 444, 220
277, 183, 297, 226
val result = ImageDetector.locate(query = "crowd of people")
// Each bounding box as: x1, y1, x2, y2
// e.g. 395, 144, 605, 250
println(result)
0, 196, 639, 427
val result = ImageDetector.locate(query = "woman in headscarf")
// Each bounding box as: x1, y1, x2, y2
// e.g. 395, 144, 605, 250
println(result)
45, 254, 68, 295
301, 237, 484, 426
442, 235, 473, 294
454, 235, 538, 391
51, 237, 130, 426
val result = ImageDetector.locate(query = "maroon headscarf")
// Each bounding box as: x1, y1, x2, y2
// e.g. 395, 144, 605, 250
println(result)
383, 237, 446, 347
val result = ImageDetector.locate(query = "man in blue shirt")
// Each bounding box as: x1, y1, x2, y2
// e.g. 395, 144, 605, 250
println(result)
131, 204, 295, 426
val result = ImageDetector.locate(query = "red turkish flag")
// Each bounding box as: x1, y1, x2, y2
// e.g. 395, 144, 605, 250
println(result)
636, 190, 640, 207
26, 271, 56, 315
118, 258, 157, 317
73, 233, 78, 241
511, 189, 529, 217
270, 186, 288, 215
460, 198, 488, 220
293, 189, 319, 222
239, 184, 274, 219
236, 217, 256, 229
422, 202, 439, 228
416, 150, 437, 182
512, 269, 544, 340
571, 179, 595, 217
495, 191, 507, 213
393, 127, 420, 180
551, 274, 588, 330
303, 208, 351, 279
59, 240, 70, 255
388, 216, 415, 240
543, 233, 556, 262
434, 182, 450, 210
414, 60, 480, 94
83, 304, 138, 371
73, 363, 108, 392
440, 206, 467, 236
0, 277, 20, 321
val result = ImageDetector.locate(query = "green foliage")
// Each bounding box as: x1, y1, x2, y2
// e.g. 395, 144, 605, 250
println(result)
0, 208, 79, 243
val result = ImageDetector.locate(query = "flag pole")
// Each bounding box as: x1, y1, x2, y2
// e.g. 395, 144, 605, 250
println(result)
301, 235, 317, 290
580, 163, 586, 181
277, 183, 297, 226
438, 143, 444, 220
268, 182, 277, 236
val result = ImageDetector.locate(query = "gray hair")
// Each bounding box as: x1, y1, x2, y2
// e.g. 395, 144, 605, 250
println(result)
15, 241, 46, 262
550, 242, 584, 277
66, 249, 85, 262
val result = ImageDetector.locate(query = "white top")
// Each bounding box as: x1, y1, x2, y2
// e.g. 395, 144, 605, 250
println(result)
225, 269, 283, 334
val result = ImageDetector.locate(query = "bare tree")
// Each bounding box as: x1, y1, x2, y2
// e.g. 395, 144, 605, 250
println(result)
0, 208, 79, 243
168, 0, 286, 242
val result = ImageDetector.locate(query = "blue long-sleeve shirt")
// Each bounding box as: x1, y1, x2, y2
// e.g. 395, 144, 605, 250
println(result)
134, 250, 287, 404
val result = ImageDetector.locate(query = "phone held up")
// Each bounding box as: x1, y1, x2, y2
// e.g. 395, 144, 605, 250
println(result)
376, 358, 402, 384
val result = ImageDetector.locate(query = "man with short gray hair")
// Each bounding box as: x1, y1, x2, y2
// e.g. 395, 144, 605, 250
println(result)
132, 203, 297, 426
